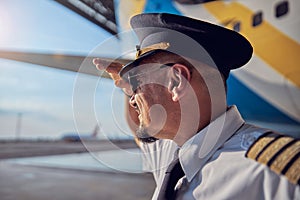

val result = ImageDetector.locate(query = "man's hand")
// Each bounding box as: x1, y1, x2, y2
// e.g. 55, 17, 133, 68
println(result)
93, 58, 133, 96
93, 58, 140, 143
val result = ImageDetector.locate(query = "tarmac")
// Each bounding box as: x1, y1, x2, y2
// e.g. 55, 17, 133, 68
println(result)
0, 140, 138, 159
0, 140, 156, 200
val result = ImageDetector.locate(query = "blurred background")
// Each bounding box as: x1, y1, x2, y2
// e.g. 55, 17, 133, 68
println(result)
0, 0, 126, 140
0, 0, 299, 199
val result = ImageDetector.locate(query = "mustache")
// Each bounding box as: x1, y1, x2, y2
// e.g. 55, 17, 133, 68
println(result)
136, 126, 158, 144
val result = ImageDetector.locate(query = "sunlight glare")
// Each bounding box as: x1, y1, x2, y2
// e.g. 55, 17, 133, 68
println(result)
0, 12, 10, 44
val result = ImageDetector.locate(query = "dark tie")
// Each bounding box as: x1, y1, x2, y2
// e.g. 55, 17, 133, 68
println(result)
157, 150, 185, 200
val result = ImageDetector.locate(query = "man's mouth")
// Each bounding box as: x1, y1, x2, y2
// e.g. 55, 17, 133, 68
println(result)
136, 126, 158, 144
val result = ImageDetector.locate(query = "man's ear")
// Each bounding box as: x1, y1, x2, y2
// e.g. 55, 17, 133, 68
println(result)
167, 64, 191, 102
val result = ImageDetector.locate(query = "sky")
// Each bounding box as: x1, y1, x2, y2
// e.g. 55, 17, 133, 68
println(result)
0, 0, 132, 139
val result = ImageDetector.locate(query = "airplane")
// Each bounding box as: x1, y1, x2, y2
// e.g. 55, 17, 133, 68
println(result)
0, 0, 299, 137
61, 124, 100, 142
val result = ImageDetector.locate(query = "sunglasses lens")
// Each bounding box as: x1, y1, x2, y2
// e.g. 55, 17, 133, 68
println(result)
127, 63, 173, 92
129, 76, 138, 92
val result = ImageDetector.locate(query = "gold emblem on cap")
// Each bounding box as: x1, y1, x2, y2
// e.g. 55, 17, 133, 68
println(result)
136, 42, 170, 58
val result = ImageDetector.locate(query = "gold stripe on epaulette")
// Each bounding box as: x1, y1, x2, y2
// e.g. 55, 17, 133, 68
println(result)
257, 137, 294, 164
246, 133, 300, 185
270, 140, 300, 176
246, 133, 278, 159
285, 156, 300, 185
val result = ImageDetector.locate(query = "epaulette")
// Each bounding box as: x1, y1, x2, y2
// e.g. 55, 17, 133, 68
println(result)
245, 132, 300, 185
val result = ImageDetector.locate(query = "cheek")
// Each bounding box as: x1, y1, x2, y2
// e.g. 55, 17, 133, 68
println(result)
147, 84, 171, 101
135, 94, 151, 125
138, 84, 172, 113
145, 86, 174, 119
136, 86, 165, 121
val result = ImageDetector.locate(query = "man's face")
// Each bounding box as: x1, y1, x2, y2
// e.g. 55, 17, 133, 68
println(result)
127, 63, 175, 143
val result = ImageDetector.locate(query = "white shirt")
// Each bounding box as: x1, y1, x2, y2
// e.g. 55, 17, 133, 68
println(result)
140, 106, 300, 200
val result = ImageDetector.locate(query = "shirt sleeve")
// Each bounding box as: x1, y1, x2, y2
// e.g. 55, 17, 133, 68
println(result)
249, 161, 300, 200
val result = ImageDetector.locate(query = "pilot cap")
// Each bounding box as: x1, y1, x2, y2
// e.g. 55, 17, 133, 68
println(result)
119, 13, 253, 80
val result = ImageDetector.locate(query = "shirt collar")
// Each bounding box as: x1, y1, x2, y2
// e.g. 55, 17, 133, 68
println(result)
178, 106, 245, 182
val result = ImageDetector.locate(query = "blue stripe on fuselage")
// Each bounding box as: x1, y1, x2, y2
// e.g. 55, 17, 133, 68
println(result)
227, 74, 300, 125
144, 0, 181, 14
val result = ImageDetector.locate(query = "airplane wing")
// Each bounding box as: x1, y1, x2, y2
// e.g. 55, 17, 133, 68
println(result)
54, 0, 118, 35
0, 50, 130, 78
0, 0, 128, 78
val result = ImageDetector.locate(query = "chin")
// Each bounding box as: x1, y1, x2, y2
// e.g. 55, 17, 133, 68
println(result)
137, 136, 158, 144
136, 125, 158, 144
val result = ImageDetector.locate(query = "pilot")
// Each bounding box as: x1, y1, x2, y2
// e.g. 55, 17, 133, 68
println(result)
93, 13, 300, 200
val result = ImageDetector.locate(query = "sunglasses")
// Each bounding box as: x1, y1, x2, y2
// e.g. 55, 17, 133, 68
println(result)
127, 63, 174, 93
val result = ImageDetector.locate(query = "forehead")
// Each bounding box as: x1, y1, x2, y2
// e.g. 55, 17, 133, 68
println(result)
128, 62, 167, 77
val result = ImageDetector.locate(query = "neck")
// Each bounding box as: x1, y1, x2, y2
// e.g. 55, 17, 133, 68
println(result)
172, 94, 227, 146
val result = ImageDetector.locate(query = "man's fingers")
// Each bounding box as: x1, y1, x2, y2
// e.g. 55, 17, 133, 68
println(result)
110, 73, 122, 83
93, 58, 105, 71
93, 58, 132, 96
93, 58, 123, 74
117, 79, 134, 96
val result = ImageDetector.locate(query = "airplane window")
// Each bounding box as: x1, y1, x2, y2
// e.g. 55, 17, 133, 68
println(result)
275, 1, 289, 18
252, 11, 263, 27
233, 21, 241, 32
